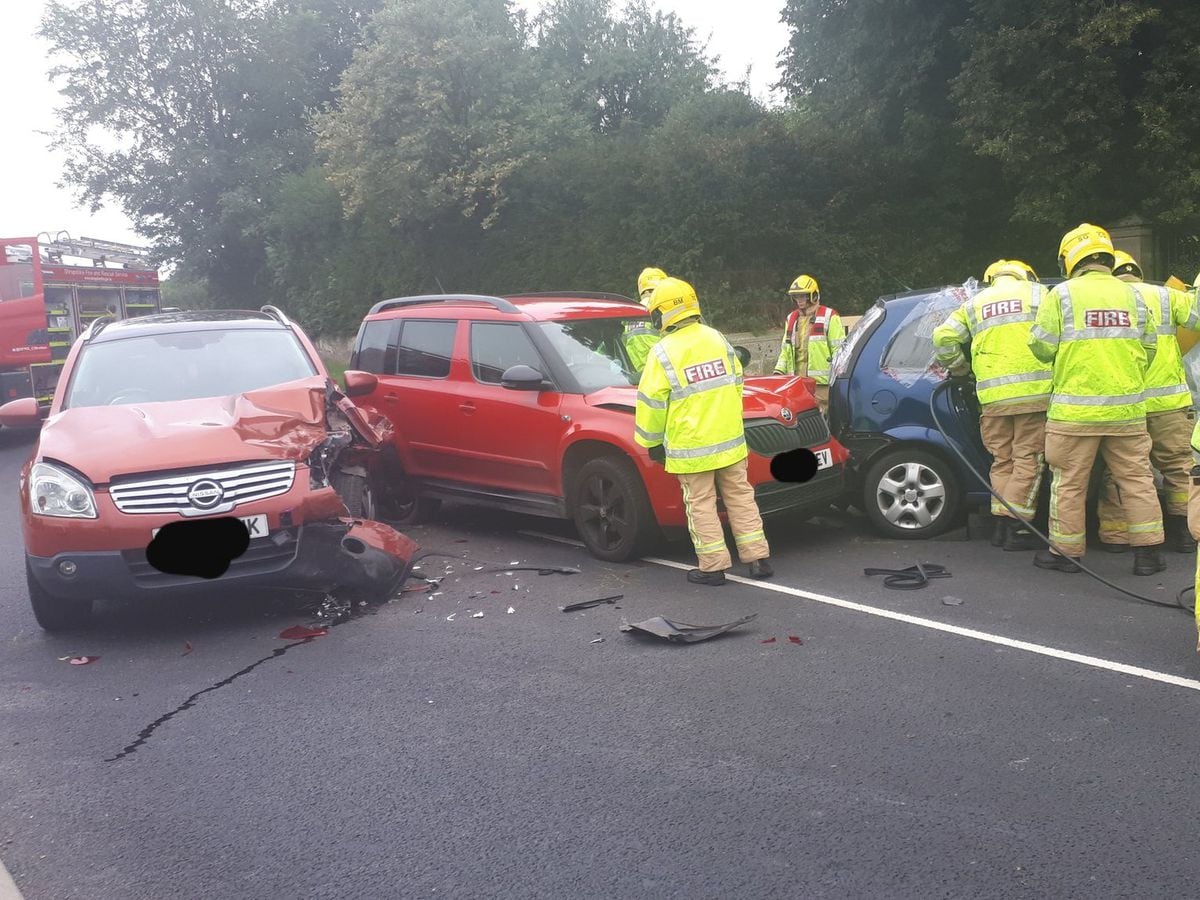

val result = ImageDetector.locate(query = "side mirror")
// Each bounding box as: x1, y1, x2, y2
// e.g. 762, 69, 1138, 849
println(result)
342, 370, 378, 398
500, 365, 548, 391
0, 397, 43, 428
733, 345, 752, 369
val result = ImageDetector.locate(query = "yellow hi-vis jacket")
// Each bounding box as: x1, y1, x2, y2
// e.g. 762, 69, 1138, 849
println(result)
931, 275, 1052, 411
1131, 282, 1199, 414
622, 320, 659, 372
1028, 270, 1157, 426
774, 305, 845, 383
634, 320, 747, 474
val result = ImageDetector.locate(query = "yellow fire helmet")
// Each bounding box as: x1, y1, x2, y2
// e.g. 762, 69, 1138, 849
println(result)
637, 267, 668, 303
1194, 271, 1200, 290
1058, 222, 1115, 277
982, 259, 1030, 284
1111, 250, 1143, 281
788, 274, 820, 302
647, 276, 702, 332
1014, 259, 1039, 282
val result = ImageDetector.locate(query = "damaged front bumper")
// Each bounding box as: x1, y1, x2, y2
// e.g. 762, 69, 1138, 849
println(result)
28, 517, 419, 604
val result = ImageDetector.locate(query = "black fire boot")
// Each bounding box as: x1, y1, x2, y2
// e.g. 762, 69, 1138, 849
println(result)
990, 517, 1008, 547
1167, 515, 1197, 554
748, 559, 774, 579
1033, 549, 1081, 573
687, 569, 727, 586
1003, 522, 1039, 551
1132, 546, 1167, 576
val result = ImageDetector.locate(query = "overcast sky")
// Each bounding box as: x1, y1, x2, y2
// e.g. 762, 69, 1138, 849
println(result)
0, 0, 790, 248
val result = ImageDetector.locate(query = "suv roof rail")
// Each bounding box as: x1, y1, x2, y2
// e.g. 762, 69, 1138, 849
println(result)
368, 294, 519, 316
86, 314, 117, 339
502, 291, 638, 304
260, 304, 292, 325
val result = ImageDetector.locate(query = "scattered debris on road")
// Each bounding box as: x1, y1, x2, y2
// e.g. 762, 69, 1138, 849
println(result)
761, 637, 777, 644
864, 562, 951, 590
941, 596, 965, 606
619, 614, 758, 643
507, 607, 516, 614
277, 625, 328, 640
471, 611, 485, 619
182, 642, 194, 655
560, 594, 624, 613
788, 635, 803, 644
67, 655, 100, 665
590, 637, 605, 644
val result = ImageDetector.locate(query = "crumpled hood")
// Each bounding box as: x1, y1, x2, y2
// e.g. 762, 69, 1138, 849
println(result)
583, 379, 797, 419
40, 376, 337, 484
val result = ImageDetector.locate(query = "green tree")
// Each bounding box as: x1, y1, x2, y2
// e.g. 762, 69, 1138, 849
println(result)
533, 0, 716, 132
41, 0, 379, 305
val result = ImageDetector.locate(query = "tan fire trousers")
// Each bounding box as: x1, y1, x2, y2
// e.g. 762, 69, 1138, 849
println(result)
1045, 426, 1163, 557
677, 457, 770, 572
1098, 408, 1195, 543
813, 385, 829, 416
979, 412, 1046, 519
1188, 469, 1200, 648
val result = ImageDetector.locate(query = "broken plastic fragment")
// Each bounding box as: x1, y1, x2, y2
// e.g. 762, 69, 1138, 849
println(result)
507, 607, 515, 614
509, 560, 520, 566
278, 625, 328, 640
619, 614, 758, 643
761, 637, 777, 644
559, 594, 623, 613
471, 611, 484, 619
68, 655, 100, 665
787, 635, 803, 645
182, 642, 194, 655
941, 596, 965, 606
445, 613, 457, 622
590, 638, 605, 644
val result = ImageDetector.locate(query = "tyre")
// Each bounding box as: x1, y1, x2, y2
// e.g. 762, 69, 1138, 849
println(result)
331, 470, 376, 519
26, 558, 92, 631
862, 448, 961, 540
569, 455, 658, 562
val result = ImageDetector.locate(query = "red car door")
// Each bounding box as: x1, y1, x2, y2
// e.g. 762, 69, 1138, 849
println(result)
453, 321, 565, 496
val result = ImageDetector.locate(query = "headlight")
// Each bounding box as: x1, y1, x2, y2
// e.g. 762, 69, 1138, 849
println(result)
30, 462, 98, 519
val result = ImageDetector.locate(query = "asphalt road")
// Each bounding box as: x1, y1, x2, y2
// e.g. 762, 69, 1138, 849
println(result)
4, 426, 1200, 899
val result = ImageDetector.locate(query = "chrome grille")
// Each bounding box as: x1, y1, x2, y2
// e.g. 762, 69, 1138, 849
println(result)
744, 410, 831, 456
109, 461, 296, 515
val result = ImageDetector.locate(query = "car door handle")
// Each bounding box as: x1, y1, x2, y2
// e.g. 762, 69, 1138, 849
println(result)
459, 402, 476, 414
384, 393, 400, 403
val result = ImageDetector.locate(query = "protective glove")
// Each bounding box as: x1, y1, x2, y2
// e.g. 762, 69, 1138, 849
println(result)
647, 444, 666, 465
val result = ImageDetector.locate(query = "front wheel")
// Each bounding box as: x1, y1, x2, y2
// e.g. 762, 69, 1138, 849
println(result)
331, 470, 376, 519
569, 455, 658, 562
27, 558, 93, 631
862, 448, 961, 540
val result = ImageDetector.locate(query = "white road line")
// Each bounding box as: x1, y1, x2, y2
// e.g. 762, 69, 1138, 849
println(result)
516, 530, 1200, 693
0, 855, 24, 900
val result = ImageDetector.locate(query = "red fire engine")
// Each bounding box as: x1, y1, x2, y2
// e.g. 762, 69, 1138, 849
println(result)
0, 233, 162, 406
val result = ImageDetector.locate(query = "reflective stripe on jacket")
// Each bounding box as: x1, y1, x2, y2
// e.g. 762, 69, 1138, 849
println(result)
634, 321, 747, 474
1028, 270, 1157, 426
774, 305, 845, 383
622, 322, 659, 372
1133, 283, 1198, 414
930, 276, 1052, 410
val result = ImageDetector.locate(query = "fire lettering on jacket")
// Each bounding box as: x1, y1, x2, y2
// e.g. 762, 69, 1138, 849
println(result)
683, 358, 728, 384
980, 299, 1023, 319
1083, 309, 1131, 328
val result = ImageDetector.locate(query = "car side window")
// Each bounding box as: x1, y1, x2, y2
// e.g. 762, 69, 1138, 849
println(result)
470, 323, 545, 385
353, 320, 396, 374
396, 320, 455, 378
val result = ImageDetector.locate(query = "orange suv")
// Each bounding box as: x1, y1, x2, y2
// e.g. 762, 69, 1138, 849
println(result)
0, 307, 416, 631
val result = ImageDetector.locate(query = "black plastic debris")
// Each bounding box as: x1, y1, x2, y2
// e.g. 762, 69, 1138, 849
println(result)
559, 594, 623, 613
864, 562, 951, 590
619, 613, 757, 643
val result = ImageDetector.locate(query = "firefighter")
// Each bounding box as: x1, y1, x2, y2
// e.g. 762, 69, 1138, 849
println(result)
773, 275, 845, 414
932, 259, 1051, 551
1028, 223, 1166, 575
1189, 333, 1200, 650
634, 277, 773, 584
623, 267, 667, 373
1096, 250, 1198, 554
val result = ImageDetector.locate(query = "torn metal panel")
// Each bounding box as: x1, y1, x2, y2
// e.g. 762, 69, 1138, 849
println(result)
619, 613, 758, 643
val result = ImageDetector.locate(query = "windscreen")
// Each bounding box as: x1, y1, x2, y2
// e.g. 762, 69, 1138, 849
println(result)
63, 328, 317, 408
538, 318, 645, 392
880, 280, 981, 388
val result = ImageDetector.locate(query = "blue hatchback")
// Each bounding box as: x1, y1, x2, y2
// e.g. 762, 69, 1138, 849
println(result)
827, 284, 993, 539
